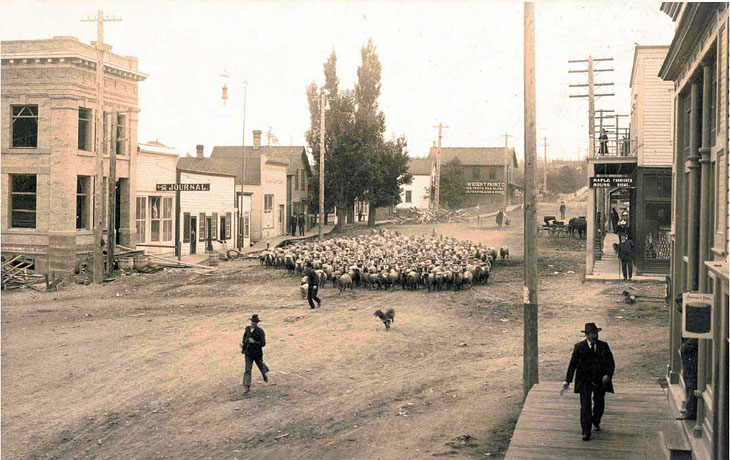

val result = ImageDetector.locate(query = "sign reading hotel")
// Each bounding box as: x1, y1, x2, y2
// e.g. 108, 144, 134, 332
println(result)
156, 183, 211, 192
682, 292, 714, 339
589, 176, 634, 188
466, 181, 505, 194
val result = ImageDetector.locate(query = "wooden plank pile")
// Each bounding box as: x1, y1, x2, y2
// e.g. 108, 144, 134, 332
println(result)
395, 207, 471, 224
2, 255, 45, 291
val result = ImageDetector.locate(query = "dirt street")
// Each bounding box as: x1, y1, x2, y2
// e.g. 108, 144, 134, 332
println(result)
2, 202, 669, 460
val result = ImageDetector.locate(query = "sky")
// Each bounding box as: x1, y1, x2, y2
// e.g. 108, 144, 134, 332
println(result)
0, 0, 677, 161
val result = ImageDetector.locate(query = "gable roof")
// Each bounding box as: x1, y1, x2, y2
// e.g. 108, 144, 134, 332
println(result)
407, 157, 433, 176
428, 147, 518, 167
177, 156, 262, 185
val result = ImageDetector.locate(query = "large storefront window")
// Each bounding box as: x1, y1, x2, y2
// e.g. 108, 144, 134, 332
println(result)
150, 196, 161, 242
644, 201, 671, 260
136, 197, 146, 243
162, 197, 172, 241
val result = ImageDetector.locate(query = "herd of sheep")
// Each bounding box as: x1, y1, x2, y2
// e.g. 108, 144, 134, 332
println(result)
257, 229, 508, 294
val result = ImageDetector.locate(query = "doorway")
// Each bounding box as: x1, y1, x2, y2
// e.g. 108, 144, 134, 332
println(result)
206, 217, 213, 252
190, 216, 197, 254
279, 205, 285, 235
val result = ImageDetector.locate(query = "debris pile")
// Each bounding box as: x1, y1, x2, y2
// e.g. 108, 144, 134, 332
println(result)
395, 207, 471, 224
2, 255, 45, 291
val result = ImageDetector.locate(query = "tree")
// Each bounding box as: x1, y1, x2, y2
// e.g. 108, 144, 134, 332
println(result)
546, 165, 585, 194
439, 159, 466, 209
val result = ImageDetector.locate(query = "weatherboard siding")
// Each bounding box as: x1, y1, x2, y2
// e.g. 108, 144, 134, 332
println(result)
633, 49, 673, 168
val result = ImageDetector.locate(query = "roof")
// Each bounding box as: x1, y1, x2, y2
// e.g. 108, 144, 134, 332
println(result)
138, 142, 179, 157
284, 148, 312, 176
407, 157, 433, 176
659, 3, 717, 81
629, 46, 669, 88
177, 156, 261, 185
427, 147, 518, 168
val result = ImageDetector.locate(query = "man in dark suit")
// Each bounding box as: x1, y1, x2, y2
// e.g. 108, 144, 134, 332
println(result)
241, 314, 268, 394
298, 213, 305, 236
561, 323, 615, 441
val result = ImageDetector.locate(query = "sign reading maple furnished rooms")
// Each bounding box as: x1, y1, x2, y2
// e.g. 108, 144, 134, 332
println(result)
589, 176, 634, 188
466, 181, 505, 194
156, 183, 211, 191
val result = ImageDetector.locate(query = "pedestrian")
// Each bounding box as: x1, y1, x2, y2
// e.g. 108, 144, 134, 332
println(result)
306, 262, 321, 308
559, 200, 566, 221
610, 207, 619, 234
561, 322, 615, 441
241, 314, 269, 394
617, 234, 635, 280
599, 128, 609, 154
496, 209, 504, 229
298, 213, 305, 236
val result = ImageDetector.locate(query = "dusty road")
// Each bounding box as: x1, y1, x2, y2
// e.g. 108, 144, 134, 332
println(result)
2, 202, 669, 460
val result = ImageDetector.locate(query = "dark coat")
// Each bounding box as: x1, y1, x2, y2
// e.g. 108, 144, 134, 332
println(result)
242, 325, 266, 360
617, 239, 635, 261
307, 268, 319, 287
565, 339, 615, 393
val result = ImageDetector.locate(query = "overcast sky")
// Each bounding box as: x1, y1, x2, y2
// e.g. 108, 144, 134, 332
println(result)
1, 0, 676, 161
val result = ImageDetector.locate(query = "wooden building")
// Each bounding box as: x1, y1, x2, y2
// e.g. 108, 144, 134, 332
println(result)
136, 141, 178, 256
397, 157, 433, 210
659, 3, 728, 460
1, 36, 146, 274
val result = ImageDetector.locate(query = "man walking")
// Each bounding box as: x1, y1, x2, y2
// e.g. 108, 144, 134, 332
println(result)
241, 314, 269, 394
298, 213, 305, 236
306, 262, 321, 309
290, 214, 296, 235
561, 323, 615, 441
559, 200, 566, 221
617, 234, 635, 280
496, 209, 504, 229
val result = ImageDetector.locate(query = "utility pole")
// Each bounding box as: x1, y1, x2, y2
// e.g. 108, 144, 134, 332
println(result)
523, 1, 539, 399
542, 137, 549, 193
432, 123, 448, 211
569, 55, 613, 275
106, 113, 117, 275
241, 82, 247, 249
82, 10, 121, 284
319, 92, 325, 241
503, 132, 512, 211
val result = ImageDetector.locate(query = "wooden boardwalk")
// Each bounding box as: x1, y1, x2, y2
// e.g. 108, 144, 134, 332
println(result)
504, 381, 673, 460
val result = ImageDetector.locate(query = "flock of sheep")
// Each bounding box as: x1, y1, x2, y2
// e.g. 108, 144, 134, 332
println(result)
257, 229, 508, 295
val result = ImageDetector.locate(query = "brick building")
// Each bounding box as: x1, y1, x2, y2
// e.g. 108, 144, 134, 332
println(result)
1, 36, 146, 274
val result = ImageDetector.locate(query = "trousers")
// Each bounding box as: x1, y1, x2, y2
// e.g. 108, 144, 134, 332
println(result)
307, 285, 321, 308
243, 354, 268, 388
681, 339, 698, 419
621, 259, 633, 280
579, 386, 606, 434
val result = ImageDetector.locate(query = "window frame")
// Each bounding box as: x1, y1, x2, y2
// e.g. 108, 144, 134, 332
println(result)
162, 197, 173, 242
78, 108, 92, 151
136, 196, 147, 243
149, 196, 161, 242
76, 176, 91, 229
405, 190, 412, 203
225, 212, 232, 239
116, 113, 127, 156
10, 174, 37, 228
183, 213, 191, 243
199, 213, 206, 241
11, 105, 39, 148
264, 194, 273, 213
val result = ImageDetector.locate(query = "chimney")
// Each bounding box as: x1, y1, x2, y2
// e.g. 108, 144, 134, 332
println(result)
196, 144, 204, 158
253, 130, 262, 150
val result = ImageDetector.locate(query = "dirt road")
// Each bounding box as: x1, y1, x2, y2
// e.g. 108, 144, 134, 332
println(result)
2, 202, 668, 460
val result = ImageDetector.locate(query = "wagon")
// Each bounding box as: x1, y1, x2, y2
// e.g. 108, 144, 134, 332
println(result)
540, 216, 568, 237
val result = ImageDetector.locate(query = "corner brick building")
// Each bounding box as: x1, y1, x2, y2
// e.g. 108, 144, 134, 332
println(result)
1, 36, 146, 274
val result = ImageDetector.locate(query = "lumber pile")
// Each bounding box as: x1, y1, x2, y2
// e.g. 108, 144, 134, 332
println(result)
395, 207, 471, 224
2, 255, 45, 291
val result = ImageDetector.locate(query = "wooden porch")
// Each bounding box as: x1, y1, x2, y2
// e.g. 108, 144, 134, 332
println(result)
504, 381, 676, 460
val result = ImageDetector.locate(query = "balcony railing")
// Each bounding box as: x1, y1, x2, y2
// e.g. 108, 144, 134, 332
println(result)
594, 137, 636, 157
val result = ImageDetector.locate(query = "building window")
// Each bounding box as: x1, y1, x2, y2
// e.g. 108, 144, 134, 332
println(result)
78, 108, 92, 151
212, 212, 218, 242
76, 176, 91, 229
183, 213, 191, 243
10, 174, 37, 228
405, 190, 412, 203
472, 167, 480, 180
244, 212, 250, 238
150, 196, 161, 242
136, 197, 146, 243
489, 169, 496, 180
226, 212, 232, 239
264, 194, 273, 213
116, 113, 126, 156
199, 213, 206, 241
162, 197, 173, 241
12, 105, 38, 148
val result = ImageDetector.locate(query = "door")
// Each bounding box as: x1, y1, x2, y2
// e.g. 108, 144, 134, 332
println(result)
279, 205, 285, 235
190, 216, 197, 254
206, 217, 212, 252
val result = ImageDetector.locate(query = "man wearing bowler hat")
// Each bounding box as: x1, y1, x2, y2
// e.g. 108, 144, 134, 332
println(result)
561, 323, 615, 441
241, 314, 269, 394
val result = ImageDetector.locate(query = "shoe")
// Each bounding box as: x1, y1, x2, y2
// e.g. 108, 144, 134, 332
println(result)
263, 372, 268, 383
243, 386, 250, 394
582, 433, 591, 441
593, 424, 601, 432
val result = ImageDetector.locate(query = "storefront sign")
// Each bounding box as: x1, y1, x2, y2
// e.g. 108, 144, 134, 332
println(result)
682, 292, 714, 339
589, 176, 634, 188
156, 183, 210, 191
466, 181, 504, 194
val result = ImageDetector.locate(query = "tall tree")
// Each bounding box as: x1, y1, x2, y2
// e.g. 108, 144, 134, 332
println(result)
439, 159, 466, 209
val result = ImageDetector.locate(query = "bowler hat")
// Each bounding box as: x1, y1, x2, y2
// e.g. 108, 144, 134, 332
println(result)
581, 322, 601, 333
250, 314, 261, 323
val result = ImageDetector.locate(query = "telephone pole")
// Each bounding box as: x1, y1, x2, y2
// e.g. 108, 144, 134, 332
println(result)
319, 92, 325, 240
569, 55, 613, 275
81, 10, 121, 283
503, 132, 513, 211
432, 123, 448, 210
523, 1, 538, 399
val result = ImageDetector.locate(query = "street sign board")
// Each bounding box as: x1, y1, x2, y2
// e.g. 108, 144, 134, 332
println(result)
156, 183, 210, 191
466, 181, 504, 194
589, 176, 634, 188
682, 292, 714, 339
